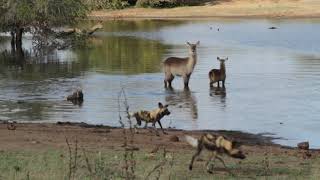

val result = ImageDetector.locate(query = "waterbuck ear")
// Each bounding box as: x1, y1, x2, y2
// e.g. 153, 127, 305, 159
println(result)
196, 41, 200, 45
158, 102, 164, 108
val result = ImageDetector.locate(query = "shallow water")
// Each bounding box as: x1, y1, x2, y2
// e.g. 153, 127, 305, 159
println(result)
1, 19, 320, 147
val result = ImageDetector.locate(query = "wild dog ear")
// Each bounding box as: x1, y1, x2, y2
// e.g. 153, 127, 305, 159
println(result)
158, 102, 164, 108
226, 57, 228, 61
196, 41, 200, 45
186, 41, 191, 46
164, 104, 169, 108
217, 57, 220, 61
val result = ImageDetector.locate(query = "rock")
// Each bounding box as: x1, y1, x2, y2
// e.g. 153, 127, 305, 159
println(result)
297, 141, 309, 150
169, 135, 179, 142
269, 26, 277, 29
66, 89, 83, 101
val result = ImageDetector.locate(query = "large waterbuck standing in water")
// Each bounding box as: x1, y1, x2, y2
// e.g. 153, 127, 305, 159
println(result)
163, 41, 200, 89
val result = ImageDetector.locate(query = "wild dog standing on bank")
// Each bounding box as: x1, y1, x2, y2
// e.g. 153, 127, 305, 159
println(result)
209, 57, 228, 88
163, 41, 200, 89
185, 133, 246, 173
129, 102, 170, 135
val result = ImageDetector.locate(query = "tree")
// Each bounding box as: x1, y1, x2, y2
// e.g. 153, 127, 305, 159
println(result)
0, 0, 88, 54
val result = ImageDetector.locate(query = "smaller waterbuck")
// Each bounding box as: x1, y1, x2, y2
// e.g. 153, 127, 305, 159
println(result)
163, 41, 200, 88
209, 57, 228, 88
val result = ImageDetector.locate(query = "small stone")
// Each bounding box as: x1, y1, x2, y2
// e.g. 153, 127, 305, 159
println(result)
297, 141, 309, 150
169, 135, 179, 142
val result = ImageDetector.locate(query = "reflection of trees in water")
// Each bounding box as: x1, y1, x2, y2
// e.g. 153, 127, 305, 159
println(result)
75, 36, 172, 74
81, 19, 186, 32
165, 87, 198, 120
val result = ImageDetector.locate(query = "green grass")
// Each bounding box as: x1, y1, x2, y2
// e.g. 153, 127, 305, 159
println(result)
0, 148, 319, 180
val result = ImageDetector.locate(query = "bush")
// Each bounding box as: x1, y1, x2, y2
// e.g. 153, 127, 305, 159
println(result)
84, 0, 130, 10
136, 0, 180, 8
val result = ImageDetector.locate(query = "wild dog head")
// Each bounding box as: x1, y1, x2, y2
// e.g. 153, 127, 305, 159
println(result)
225, 140, 246, 160
187, 41, 200, 55
157, 102, 170, 118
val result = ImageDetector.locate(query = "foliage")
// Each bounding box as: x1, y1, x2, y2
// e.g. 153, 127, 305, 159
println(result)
83, 0, 130, 10
136, 0, 180, 8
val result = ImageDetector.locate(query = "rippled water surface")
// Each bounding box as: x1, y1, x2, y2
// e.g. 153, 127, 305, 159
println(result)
1, 19, 320, 147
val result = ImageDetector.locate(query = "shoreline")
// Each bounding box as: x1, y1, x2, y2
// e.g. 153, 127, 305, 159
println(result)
88, 0, 320, 20
0, 121, 312, 151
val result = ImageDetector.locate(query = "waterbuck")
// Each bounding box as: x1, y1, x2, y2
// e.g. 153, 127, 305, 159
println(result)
209, 57, 228, 88
163, 41, 200, 88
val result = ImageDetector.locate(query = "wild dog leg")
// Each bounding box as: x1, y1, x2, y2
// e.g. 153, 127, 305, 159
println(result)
216, 156, 235, 176
157, 120, 167, 134
144, 122, 148, 129
206, 152, 217, 174
189, 145, 203, 170
152, 122, 160, 136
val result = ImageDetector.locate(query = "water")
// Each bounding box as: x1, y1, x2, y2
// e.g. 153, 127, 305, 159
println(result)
1, 18, 320, 147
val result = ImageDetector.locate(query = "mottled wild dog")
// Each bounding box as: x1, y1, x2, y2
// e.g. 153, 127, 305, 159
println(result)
129, 102, 171, 135
209, 57, 228, 88
185, 133, 245, 173
163, 41, 200, 88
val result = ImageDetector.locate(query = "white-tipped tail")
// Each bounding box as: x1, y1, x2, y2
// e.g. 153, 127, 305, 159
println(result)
128, 112, 135, 118
185, 135, 198, 148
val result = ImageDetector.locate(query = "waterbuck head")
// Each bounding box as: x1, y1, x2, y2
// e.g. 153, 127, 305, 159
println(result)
186, 41, 200, 55
158, 102, 171, 117
217, 57, 228, 63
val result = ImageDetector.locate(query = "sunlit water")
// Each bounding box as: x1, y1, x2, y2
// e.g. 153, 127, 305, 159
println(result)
1, 19, 320, 147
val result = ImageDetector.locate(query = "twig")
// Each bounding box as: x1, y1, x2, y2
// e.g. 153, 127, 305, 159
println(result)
65, 137, 72, 180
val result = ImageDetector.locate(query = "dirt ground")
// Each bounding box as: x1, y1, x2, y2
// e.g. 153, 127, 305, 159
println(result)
0, 122, 318, 158
89, 0, 320, 19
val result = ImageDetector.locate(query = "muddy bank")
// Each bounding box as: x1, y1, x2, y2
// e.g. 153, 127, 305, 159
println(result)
89, 0, 320, 19
1, 121, 319, 160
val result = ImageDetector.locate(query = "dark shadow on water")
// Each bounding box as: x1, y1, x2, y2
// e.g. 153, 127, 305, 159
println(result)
164, 87, 198, 120
209, 86, 227, 104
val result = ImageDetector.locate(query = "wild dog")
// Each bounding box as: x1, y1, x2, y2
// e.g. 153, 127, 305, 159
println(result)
209, 57, 228, 88
163, 41, 200, 89
185, 133, 245, 173
129, 102, 170, 135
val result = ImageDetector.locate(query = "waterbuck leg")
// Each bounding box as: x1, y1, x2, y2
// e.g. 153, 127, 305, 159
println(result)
189, 145, 203, 170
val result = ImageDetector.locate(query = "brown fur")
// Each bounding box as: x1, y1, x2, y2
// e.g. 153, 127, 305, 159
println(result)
130, 102, 170, 135
209, 57, 227, 88
186, 133, 245, 173
163, 41, 200, 88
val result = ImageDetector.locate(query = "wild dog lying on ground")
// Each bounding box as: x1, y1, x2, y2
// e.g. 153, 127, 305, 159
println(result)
129, 102, 170, 135
185, 133, 246, 173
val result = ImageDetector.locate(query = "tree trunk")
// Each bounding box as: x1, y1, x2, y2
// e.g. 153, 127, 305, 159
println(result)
15, 28, 24, 58
10, 31, 16, 52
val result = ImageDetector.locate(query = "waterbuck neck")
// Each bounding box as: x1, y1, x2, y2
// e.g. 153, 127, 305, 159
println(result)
187, 54, 197, 67
220, 62, 226, 74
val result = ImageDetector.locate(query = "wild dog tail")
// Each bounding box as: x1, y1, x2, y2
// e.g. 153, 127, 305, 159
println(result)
128, 112, 135, 118
185, 135, 198, 148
